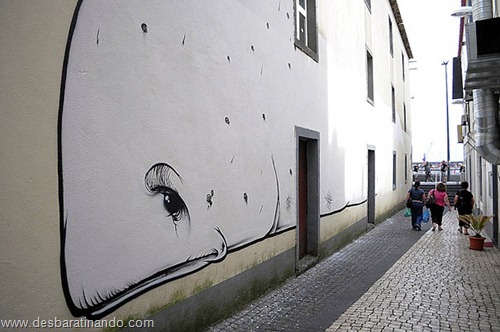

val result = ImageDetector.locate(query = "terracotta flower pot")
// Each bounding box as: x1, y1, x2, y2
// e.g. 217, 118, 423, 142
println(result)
469, 236, 486, 251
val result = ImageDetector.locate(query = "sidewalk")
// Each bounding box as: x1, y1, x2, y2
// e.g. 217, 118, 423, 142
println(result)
207, 210, 500, 332
327, 212, 500, 332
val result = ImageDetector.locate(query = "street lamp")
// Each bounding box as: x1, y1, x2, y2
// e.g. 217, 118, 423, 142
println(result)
450, 6, 472, 18
442, 60, 451, 182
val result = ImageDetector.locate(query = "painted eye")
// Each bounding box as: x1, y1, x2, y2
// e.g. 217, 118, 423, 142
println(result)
144, 163, 191, 234
162, 189, 189, 223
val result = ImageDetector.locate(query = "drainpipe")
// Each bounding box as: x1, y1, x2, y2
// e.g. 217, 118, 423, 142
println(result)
471, 0, 500, 165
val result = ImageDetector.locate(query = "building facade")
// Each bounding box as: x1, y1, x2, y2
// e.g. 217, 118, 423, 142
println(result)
0, 0, 413, 329
454, 0, 500, 247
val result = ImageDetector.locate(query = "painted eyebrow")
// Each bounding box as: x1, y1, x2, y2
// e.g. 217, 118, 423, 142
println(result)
144, 163, 183, 193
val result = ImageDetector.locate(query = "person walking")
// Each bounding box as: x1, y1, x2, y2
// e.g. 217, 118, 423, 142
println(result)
454, 181, 475, 235
413, 164, 419, 181
424, 161, 431, 182
407, 181, 426, 231
440, 160, 448, 183
428, 182, 452, 231
459, 164, 466, 182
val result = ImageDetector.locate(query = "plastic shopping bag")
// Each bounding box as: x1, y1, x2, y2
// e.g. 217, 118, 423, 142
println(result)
422, 208, 430, 223
404, 207, 412, 217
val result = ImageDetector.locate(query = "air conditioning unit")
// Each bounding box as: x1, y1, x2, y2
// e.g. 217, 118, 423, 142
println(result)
464, 19, 500, 90
466, 18, 500, 60
476, 17, 500, 57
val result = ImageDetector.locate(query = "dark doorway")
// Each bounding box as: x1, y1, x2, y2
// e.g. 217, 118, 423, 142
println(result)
367, 149, 376, 224
298, 140, 308, 258
295, 127, 319, 268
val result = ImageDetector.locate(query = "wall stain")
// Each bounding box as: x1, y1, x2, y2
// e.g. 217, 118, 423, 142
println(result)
206, 190, 214, 209
325, 191, 333, 210
286, 195, 293, 212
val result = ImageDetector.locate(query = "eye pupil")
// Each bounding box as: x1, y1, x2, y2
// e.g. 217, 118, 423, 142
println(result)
164, 194, 179, 211
162, 190, 187, 223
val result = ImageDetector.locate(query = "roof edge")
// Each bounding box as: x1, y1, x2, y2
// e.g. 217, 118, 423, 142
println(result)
390, 0, 414, 59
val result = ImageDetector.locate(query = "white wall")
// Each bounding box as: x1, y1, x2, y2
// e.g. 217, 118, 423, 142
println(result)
0, 0, 413, 326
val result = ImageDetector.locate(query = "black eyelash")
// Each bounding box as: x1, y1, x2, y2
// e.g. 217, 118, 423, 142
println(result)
144, 163, 183, 193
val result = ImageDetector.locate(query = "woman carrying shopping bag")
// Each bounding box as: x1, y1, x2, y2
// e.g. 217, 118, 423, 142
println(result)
428, 182, 452, 231
406, 181, 426, 231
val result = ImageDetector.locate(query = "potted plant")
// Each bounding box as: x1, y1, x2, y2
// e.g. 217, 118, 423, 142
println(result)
458, 214, 494, 250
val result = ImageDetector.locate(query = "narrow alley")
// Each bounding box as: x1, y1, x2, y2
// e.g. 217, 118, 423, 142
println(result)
205, 210, 500, 331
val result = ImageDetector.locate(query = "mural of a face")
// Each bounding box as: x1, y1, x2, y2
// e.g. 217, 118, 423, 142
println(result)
60, 0, 294, 319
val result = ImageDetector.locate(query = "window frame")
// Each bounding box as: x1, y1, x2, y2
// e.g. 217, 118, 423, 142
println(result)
294, 0, 319, 62
366, 48, 374, 104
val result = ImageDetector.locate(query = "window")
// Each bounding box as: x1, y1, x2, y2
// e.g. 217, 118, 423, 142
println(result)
295, 0, 318, 61
403, 102, 407, 132
388, 17, 394, 57
392, 152, 397, 190
366, 50, 374, 103
401, 52, 405, 81
391, 85, 396, 123
405, 154, 408, 184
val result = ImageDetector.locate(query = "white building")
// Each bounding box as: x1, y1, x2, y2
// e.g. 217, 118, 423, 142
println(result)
0, 0, 413, 329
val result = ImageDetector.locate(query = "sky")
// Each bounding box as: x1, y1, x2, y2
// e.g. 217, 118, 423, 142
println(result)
397, 0, 466, 163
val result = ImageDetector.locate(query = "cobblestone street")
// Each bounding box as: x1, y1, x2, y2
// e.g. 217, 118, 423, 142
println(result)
208, 210, 500, 332
327, 212, 500, 331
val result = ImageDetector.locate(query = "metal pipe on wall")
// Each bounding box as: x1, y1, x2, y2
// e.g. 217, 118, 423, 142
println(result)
471, 0, 500, 165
